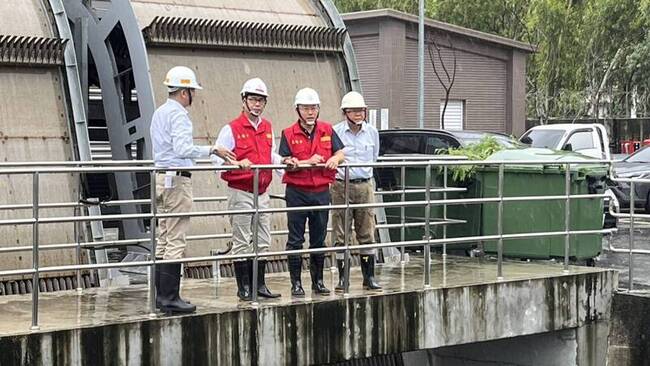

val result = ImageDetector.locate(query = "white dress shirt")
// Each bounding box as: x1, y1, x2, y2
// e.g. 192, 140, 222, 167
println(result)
151, 99, 211, 168
211, 117, 283, 176
333, 120, 379, 180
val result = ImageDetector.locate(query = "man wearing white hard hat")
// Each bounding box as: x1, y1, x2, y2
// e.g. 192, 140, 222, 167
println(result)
279, 87, 345, 297
331, 91, 381, 292
150, 66, 234, 314
212, 77, 281, 301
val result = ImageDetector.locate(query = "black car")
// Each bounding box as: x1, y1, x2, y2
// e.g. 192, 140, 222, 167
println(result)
376, 128, 521, 190
609, 146, 650, 212
378, 128, 521, 156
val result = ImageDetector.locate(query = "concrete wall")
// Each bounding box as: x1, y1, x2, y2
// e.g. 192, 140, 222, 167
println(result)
607, 292, 650, 366
401, 321, 609, 366
0, 269, 616, 366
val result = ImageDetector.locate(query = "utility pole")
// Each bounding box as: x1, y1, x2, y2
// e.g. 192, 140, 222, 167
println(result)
418, 0, 425, 128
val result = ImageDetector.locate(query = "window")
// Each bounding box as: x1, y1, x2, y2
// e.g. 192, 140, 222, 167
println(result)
379, 134, 423, 155
425, 135, 460, 154
626, 147, 650, 163
520, 129, 565, 149
565, 131, 594, 151
440, 100, 464, 131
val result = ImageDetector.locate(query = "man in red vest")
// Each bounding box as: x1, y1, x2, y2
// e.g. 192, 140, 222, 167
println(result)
279, 88, 345, 297
213, 78, 281, 301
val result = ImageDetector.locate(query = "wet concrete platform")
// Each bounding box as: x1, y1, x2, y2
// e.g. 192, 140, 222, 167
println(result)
0, 255, 617, 366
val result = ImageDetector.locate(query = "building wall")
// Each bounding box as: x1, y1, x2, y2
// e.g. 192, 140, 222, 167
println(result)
346, 16, 528, 135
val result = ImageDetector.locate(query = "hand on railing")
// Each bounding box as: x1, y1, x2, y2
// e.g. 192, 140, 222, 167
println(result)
211, 144, 236, 161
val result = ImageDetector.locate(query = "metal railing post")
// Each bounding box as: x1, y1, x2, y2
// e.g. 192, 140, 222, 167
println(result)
564, 163, 571, 273
31, 172, 40, 331
211, 249, 221, 282
424, 163, 431, 288
343, 165, 351, 296
251, 168, 260, 305
74, 186, 82, 293
497, 164, 504, 280
400, 165, 406, 264
148, 170, 157, 317
443, 165, 448, 258
629, 181, 635, 291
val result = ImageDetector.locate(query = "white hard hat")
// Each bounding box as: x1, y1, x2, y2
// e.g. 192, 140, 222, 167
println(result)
241, 78, 269, 97
164, 66, 203, 90
340, 91, 367, 110
294, 87, 321, 106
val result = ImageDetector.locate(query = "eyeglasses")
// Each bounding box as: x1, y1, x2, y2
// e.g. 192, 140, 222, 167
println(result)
298, 105, 319, 112
345, 108, 366, 113
246, 96, 267, 105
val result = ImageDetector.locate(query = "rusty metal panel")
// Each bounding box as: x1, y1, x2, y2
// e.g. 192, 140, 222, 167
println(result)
0, 35, 66, 67
0, 67, 79, 274
131, 0, 326, 30
147, 48, 346, 256
0, 0, 54, 38
402, 38, 506, 132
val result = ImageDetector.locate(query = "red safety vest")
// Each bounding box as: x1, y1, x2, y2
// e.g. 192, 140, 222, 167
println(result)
221, 113, 273, 194
282, 120, 336, 192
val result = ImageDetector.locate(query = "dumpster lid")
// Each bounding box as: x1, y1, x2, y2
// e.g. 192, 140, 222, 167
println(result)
484, 148, 608, 175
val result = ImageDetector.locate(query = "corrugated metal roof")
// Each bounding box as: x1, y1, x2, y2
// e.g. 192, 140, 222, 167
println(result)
343, 8, 536, 53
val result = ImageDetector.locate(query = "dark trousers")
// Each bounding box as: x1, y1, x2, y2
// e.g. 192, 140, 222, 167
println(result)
285, 185, 330, 275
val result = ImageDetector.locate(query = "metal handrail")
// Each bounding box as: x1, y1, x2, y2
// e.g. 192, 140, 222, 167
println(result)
606, 176, 650, 291
0, 158, 614, 329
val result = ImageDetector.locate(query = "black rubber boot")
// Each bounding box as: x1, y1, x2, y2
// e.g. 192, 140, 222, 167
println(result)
159, 263, 196, 314
234, 261, 252, 301
288, 255, 305, 297
256, 260, 280, 298
155, 260, 162, 309
360, 255, 382, 290
310, 255, 330, 295
334, 259, 345, 292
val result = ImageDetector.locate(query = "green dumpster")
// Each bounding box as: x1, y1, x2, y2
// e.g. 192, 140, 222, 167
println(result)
375, 159, 479, 251
480, 148, 606, 260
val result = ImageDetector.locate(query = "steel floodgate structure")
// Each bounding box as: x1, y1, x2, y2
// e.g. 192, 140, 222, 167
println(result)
0, 0, 361, 289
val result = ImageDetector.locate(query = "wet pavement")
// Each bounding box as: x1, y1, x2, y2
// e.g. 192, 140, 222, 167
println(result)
598, 218, 650, 290
0, 255, 607, 337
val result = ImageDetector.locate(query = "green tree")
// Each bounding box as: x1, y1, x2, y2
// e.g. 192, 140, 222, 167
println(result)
333, 0, 421, 14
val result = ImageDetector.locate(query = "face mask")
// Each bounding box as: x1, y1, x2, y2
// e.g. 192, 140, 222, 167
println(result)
243, 95, 265, 117
297, 108, 318, 126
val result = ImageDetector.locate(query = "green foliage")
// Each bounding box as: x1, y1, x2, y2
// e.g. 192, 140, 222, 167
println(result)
333, 0, 423, 15
442, 136, 506, 182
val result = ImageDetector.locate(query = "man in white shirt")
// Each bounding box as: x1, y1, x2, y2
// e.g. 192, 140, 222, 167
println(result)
150, 66, 233, 314
212, 78, 282, 301
331, 91, 382, 291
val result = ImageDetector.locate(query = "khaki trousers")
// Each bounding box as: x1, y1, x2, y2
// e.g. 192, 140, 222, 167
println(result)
155, 174, 193, 260
227, 188, 271, 256
330, 179, 376, 259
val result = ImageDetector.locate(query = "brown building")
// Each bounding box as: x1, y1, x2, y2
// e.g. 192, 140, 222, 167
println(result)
343, 9, 534, 136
